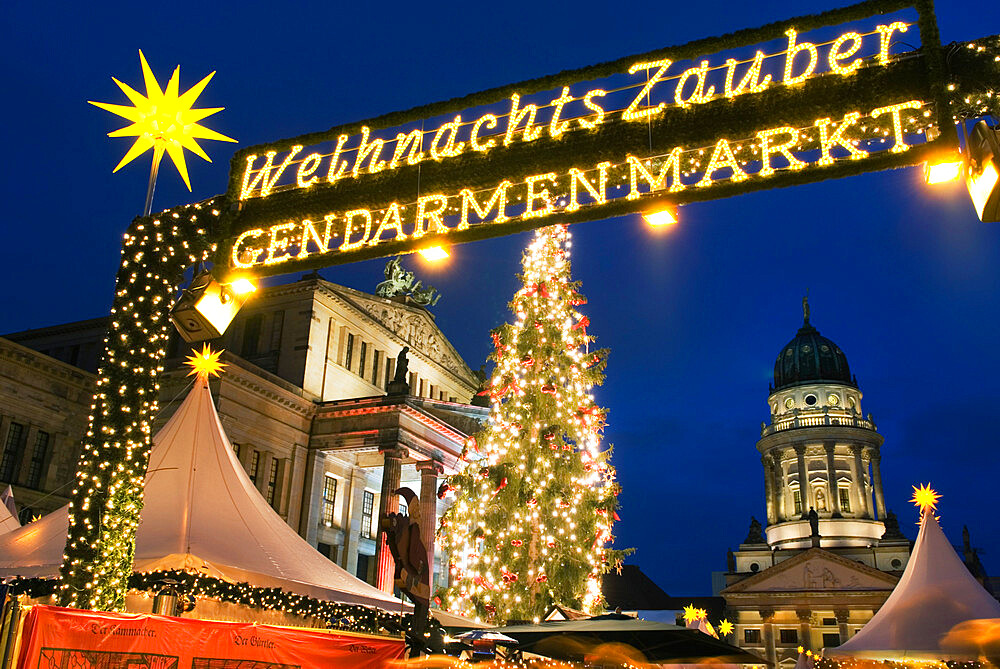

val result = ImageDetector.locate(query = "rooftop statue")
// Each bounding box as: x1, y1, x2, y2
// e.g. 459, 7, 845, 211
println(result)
376, 258, 441, 307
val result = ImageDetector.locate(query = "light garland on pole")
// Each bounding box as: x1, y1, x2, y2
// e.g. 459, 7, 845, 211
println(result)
439, 224, 626, 624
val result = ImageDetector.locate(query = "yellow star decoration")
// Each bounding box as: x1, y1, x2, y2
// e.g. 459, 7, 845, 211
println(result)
682, 604, 699, 624
696, 608, 708, 621
718, 619, 734, 636
185, 345, 226, 380
910, 483, 941, 513
89, 50, 236, 190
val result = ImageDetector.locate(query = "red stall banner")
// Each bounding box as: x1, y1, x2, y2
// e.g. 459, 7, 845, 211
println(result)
16, 605, 405, 669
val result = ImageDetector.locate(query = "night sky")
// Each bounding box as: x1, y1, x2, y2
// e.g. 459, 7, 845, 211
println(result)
3, 1, 998, 596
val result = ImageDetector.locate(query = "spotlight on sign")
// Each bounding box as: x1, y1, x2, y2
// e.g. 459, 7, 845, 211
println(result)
965, 120, 1000, 222
170, 271, 257, 343
923, 156, 963, 184
644, 208, 678, 227
419, 246, 450, 261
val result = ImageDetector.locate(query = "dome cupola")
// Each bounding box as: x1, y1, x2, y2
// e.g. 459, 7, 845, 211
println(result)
773, 298, 855, 392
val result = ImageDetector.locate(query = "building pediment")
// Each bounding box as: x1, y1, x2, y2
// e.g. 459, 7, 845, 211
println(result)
722, 548, 898, 594
326, 283, 475, 384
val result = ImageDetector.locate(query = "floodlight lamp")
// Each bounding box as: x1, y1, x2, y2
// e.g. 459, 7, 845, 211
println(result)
644, 208, 677, 227
923, 156, 963, 184
419, 246, 450, 261
965, 120, 1000, 222
170, 270, 255, 343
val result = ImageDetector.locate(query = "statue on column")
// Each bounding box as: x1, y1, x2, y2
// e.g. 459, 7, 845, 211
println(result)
808, 506, 821, 547
388, 346, 410, 395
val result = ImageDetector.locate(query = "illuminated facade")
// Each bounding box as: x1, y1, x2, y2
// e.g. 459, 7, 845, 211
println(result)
720, 302, 911, 666
0, 272, 484, 593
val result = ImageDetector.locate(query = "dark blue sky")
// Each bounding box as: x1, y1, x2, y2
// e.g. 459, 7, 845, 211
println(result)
2, 1, 997, 595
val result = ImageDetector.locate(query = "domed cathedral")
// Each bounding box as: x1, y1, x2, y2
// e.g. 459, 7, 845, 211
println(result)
719, 299, 911, 666
762, 297, 890, 550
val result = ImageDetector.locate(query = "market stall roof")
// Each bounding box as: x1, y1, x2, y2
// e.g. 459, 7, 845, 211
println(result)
0, 375, 403, 612
486, 613, 767, 664
829, 498, 1000, 660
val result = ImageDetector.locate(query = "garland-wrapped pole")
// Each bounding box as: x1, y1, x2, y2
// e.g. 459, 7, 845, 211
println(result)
58, 203, 220, 610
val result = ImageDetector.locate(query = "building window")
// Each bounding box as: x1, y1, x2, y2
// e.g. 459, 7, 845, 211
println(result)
0, 422, 25, 482
779, 629, 798, 645
270, 310, 284, 352
839, 486, 852, 513
408, 372, 415, 393
372, 352, 380, 385
322, 475, 337, 526
399, 499, 408, 517
744, 629, 761, 644
266, 458, 281, 506
823, 633, 841, 647
361, 490, 375, 539
345, 333, 355, 371
25, 431, 50, 489
359, 342, 368, 377
384, 361, 392, 390
822, 617, 837, 626
233, 443, 241, 459
356, 553, 372, 584
242, 314, 263, 357
793, 489, 803, 515
248, 450, 261, 484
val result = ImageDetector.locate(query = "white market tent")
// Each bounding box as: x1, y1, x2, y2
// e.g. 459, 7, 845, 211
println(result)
829, 503, 1000, 660
0, 375, 403, 612
0, 485, 19, 534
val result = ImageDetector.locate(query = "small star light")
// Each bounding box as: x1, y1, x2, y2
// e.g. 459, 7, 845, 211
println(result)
89, 50, 236, 190
718, 619, 734, 636
682, 604, 699, 624
910, 483, 941, 513
185, 345, 226, 380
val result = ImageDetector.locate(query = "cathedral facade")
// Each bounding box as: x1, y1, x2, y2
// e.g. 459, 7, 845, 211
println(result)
720, 302, 911, 666
0, 271, 486, 595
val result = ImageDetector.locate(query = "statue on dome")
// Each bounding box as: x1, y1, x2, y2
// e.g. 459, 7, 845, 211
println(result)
744, 517, 766, 544
808, 507, 820, 536
388, 347, 411, 395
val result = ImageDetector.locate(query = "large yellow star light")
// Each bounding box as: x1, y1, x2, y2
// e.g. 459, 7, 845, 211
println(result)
185, 344, 227, 380
682, 604, 699, 624
718, 619, 734, 636
89, 50, 236, 190
910, 483, 941, 513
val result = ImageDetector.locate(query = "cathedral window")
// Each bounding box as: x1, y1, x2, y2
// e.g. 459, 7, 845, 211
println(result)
359, 342, 368, 377
0, 422, 25, 483
361, 490, 375, 539
793, 489, 803, 515
372, 351, 381, 385
248, 450, 261, 484
839, 486, 852, 513
25, 430, 49, 489
322, 475, 337, 526
242, 314, 263, 357
744, 629, 761, 644
805, 394, 817, 405
266, 458, 281, 506
269, 310, 284, 352
344, 333, 355, 371
779, 629, 798, 644
823, 633, 841, 647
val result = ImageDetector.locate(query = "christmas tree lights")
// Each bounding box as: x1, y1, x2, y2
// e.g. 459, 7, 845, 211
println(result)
439, 224, 625, 624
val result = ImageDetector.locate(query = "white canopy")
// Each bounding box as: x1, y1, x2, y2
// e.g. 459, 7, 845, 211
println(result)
0, 376, 403, 612
830, 507, 1000, 660
0, 485, 19, 534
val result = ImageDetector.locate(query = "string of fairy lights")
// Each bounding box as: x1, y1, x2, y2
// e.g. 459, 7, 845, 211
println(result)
438, 225, 623, 624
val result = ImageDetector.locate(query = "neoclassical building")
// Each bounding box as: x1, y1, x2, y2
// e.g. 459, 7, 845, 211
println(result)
720, 302, 911, 666
0, 270, 488, 595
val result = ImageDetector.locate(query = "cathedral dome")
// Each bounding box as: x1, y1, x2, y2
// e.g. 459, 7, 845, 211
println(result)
773, 300, 855, 391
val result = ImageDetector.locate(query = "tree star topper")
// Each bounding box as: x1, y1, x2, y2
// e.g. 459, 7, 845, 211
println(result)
186, 344, 226, 380
89, 50, 236, 190
910, 483, 941, 513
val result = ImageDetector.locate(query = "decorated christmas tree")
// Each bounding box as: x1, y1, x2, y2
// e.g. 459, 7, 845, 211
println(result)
439, 224, 624, 624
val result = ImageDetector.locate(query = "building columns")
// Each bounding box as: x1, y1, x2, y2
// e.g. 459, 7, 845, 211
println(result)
761, 610, 776, 666
795, 444, 809, 518
869, 450, 887, 520
824, 441, 842, 517
835, 609, 850, 645
797, 610, 812, 651
849, 444, 871, 519
762, 453, 776, 525
773, 453, 787, 521
375, 445, 407, 594
417, 460, 444, 596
